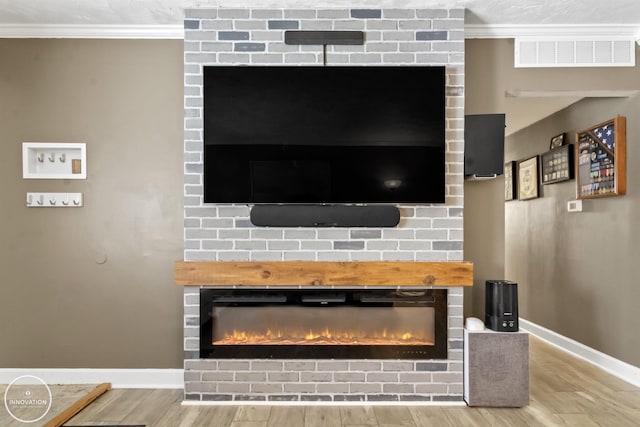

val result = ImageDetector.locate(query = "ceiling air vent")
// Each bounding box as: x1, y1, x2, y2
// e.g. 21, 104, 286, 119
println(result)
515, 37, 636, 68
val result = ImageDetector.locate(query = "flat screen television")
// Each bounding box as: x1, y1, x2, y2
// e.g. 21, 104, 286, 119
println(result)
203, 65, 445, 204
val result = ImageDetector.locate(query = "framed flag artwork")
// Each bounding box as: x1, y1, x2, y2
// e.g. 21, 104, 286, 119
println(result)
576, 116, 626, 199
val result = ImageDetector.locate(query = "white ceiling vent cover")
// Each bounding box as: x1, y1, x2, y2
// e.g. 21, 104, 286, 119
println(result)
515, 37, 635, 68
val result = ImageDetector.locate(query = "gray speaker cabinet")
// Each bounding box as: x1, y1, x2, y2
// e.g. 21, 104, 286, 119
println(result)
464, 329, 529, 407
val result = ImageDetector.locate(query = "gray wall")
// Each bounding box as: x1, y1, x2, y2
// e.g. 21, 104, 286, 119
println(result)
505, 95, 640, 367
0, 39, 184, 368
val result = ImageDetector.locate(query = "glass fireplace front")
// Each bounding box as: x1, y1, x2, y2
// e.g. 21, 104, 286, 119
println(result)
200, 289, 447, 359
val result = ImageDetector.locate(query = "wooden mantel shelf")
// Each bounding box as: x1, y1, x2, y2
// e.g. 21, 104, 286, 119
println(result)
174, 261, 473, 287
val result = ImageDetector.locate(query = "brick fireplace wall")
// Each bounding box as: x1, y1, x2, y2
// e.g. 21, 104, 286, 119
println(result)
183, 7, 465, 402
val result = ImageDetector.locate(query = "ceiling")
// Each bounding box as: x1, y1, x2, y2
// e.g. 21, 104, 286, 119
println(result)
0, 0, 638, 27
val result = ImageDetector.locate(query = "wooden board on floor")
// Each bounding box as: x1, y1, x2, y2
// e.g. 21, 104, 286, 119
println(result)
44, 383, 110, 427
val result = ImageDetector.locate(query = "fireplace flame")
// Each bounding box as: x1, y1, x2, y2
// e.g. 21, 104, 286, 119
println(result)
214, 328, 432, 346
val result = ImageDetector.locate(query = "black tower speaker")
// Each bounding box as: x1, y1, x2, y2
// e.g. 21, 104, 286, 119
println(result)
464, 114, 506, 178
250, 204, 400, 227
485, 280, 519, 332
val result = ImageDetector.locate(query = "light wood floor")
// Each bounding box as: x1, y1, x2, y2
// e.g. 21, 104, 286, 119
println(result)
1, 336, 639, 426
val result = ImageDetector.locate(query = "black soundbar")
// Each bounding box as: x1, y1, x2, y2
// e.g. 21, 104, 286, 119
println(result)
250, 205, 400, 228
284, 31, 365, 46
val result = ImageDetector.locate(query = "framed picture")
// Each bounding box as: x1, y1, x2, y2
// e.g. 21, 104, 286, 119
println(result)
541, 144, 574, 185
550, 133, 566, 149
517, 156, 539, 200
576, 116, 626, 199
504, 161, 517, 201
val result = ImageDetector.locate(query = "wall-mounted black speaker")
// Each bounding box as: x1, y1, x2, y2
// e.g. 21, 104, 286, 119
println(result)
250, 205, 400, 228
464, 114, 506, 178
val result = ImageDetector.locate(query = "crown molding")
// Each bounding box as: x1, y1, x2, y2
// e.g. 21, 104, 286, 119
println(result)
0, 23, 637, 41
464, 24, 640, 39
0, 24, 184, 39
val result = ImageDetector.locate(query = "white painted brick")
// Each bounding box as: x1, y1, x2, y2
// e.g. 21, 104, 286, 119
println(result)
202, 240, 233, 250
415, 229, 447, 239
251, 53, 284, 64
284, 230, 316, 239
202, 219, 234, 228
334, 20, 365, 30
366, 240, 398, 250
449, 230, 463, 240
284, 251, 315, 261
352, 53, 387, 64
433, 41, 464, 52
218, 9, 250, 19
381, 52, 415, 64
185, 185, 203, 196
235, 240, 266, 250
332, 44, 365, 53
219, 229, 250, 239
317, 230, 349, 240
382, 252, 415, 261
416, 9, 448, 19
365, 43, 399, 52
301, 241, 332, 250
218, 53, 251, 63
415, 207, 448, 217
350, 252, 381, 261
201, 20, 233, 30
185, 52, 217, 64
317, 9, 349, 19
218, 206, 250, 217
415, 251, 447, 261
449, 30, 465, 41
383, 9, 416, 18
251, 31, 284, 42
399, 43, 433, 52
250, 251, 283, 261
399, 240, 431, 251
252, 9, 284, 19
201, 42, 233, 52
399, 218, 432, 228
432, 19, 464, 30
184, 42, 201, 53
416, 52, 450, 63
366, 20, 398, 30
365, 31, 382, 41
382, 31, 415, 41
300, 20, 333, 30
267, 240, 300, 250
317, 252, 350, 261
324, 53, 350, 63
285, 53, 319, 63
449, 53, 465, 64
267, 42, 302, 53
251, 229, 283, 239
382, 229, 414, 239
398, 20, 432, 30
185, 32, 217, 41
185, 9, 217, 19
218, 251, 251, 261
185, 240, 200, 250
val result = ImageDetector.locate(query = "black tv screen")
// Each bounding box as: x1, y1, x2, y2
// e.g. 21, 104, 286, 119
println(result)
203, 66, 445, 203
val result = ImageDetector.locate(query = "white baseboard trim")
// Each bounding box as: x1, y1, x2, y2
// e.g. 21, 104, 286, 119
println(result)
520, 318, 640, 388
0, 368, 183, 389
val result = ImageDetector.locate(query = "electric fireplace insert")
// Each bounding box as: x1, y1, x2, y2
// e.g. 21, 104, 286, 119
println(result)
200, 288, 447, 359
